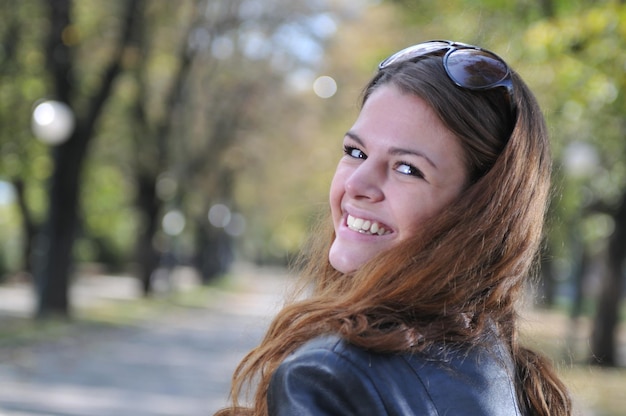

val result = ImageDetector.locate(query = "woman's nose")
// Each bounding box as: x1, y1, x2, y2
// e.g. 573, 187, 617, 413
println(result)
344, 161, 384, 201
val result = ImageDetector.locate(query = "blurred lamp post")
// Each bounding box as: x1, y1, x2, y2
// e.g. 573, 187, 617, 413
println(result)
561, 140, 599, 326
31, 100, 75, 145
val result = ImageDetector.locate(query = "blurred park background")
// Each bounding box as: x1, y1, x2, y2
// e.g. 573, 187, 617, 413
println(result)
0, 0, 626, 414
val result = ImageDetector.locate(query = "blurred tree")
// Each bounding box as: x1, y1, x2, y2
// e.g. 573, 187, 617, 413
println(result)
521, 2, 626, 366
174, 0, 344, 275
116, 0, 353, 290
122, 0, 201, 294
33, 0, 141, 318
0, 1, 49, 275
0, 0, 368, 305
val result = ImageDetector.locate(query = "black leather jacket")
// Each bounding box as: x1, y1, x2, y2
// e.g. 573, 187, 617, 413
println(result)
268, 333, 523, 415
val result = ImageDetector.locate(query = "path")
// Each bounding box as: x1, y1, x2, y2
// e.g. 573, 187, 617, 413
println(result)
0, 263, 289, 416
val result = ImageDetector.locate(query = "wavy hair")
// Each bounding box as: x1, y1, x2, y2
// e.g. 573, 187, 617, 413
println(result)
217, 55, 571, 416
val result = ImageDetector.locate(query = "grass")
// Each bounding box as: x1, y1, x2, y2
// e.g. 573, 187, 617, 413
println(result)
0, 276, 228, 352
520, 308, 626, 416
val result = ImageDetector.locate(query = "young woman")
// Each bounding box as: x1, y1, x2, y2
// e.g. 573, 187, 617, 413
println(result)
217, 40, 572, 415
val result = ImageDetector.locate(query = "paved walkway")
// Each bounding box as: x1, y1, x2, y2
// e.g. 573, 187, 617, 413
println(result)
0, 263, 289, 416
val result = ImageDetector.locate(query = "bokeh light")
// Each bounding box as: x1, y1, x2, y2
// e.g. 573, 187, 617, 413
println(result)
313, 75, 337, 98
31, 100, 75, 145
208, 204, 232, 228
162, 210, 186, 236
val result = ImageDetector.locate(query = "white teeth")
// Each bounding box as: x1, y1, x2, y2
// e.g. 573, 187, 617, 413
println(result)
347, 214, 389, 235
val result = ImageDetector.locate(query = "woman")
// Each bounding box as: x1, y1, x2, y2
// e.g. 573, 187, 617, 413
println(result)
217, 40, 572, 415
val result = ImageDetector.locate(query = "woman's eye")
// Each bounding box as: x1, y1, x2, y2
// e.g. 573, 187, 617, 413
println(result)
344, 145, 367, 159
396, 162, 424, 178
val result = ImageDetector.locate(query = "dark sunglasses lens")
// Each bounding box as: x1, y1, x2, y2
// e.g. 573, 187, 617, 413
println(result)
379, 41, 450, 69
445, 49, 509, 89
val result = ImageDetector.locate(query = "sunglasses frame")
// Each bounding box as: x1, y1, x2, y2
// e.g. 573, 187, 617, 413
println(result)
378, 40, 516, 116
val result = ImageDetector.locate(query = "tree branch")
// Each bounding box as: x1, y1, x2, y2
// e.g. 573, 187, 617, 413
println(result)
83, 0, 142, 138
46, 0, 73, 102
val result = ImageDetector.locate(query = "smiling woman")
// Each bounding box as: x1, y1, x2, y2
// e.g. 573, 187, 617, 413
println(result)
215, 40, 572, 416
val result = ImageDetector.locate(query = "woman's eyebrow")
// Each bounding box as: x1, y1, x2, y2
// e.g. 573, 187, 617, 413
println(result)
345, 131, 437, 169
344, 131, 364, 145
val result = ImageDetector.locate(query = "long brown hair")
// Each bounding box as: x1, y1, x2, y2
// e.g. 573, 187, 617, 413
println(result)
217, 55, 571, 416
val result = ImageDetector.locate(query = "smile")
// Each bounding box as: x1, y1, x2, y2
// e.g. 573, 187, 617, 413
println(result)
347, 214, 391, 235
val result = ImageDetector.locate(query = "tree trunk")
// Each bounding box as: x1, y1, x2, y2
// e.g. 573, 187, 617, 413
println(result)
128, 5, 200, 295
134, 173, 161, 296
11, 178, 37, 275
34, 130, 86, 317
590, 193, 626, 366
570, 244, 590, 320
34, 0, 78, 318
194, 223, 233, 284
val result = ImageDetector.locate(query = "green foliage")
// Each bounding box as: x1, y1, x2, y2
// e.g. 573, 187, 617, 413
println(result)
520, 2, 626, 255
1, 0, 624, 283
0, 202, 22, 275
0, 1, 53, 275
80, 162, 138, 264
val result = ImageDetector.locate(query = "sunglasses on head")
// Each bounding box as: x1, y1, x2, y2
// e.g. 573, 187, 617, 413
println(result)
378, 40, 516, 117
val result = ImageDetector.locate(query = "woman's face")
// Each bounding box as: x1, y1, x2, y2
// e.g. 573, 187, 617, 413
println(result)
328, 84, 469, 273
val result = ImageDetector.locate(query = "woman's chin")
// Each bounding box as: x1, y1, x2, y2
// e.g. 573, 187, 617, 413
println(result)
328, 243, 369, 274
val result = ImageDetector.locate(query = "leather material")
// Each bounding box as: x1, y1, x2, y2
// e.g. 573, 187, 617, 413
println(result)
267, 333, 523, 415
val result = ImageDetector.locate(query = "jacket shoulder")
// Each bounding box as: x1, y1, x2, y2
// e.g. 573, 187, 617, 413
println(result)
268, 335, 436, 415
268, 334, 522, 416
404, 337, 523, 415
